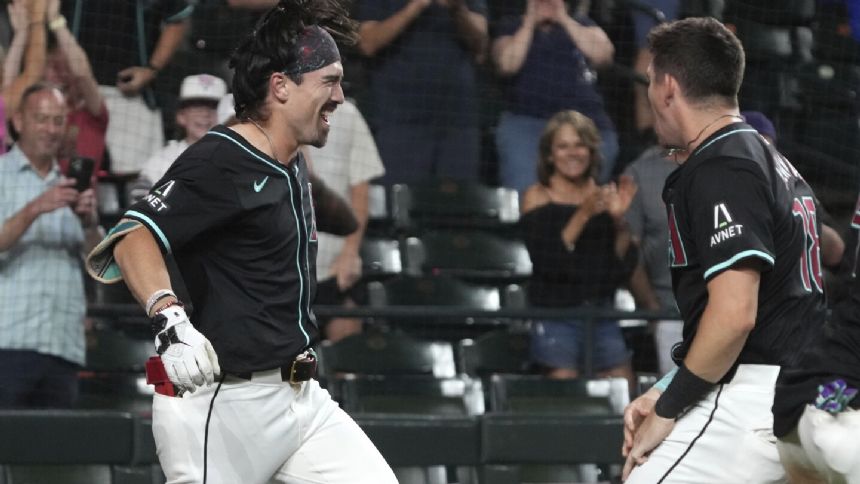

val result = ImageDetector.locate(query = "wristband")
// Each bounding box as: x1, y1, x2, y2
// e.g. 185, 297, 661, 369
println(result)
145, 289, 176, 317
654, 363, 714, 419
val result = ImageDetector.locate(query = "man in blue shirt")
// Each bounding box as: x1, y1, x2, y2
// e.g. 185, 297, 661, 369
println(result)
355, 0, 488, 185
0, 82, 100, 408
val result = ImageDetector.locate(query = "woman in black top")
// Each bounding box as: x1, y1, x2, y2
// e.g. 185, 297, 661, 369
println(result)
520, 110, 637, 382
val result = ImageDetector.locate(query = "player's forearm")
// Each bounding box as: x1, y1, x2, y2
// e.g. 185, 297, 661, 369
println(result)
113, 226, 173, 314
0, 201, 40, 252
683, 268, 759, 382
357, 2, 425, 57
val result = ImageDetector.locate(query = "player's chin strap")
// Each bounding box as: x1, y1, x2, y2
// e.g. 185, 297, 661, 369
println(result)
203, 373, 226, 484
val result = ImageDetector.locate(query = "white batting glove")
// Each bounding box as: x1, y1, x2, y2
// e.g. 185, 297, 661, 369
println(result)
152, 304, 220, 393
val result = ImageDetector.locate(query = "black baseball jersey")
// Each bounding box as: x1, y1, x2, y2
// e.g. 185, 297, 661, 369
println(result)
773, 191, 860, 438
663, 122, 827, 379
125, 125, 319, 374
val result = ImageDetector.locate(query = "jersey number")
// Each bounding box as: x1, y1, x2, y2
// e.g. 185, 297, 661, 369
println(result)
791, 196, 823, 293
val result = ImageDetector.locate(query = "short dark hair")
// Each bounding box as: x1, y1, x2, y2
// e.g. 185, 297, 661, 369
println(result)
647, 17, 745, 106
537, 110, 602, 186
230, 0, 357, 121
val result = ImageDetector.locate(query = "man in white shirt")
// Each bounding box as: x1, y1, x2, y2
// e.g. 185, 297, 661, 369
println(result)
309, 99, 385, 341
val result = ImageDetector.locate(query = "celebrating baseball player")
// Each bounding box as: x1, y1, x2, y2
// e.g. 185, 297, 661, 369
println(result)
86, 1, 397, 483
621, 17, 828, 483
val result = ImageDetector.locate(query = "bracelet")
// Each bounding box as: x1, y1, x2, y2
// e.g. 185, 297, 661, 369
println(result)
145, 289, 176, 316
654, 363, 715, 419
146, 63, 161, 75
48, 15, 66, 31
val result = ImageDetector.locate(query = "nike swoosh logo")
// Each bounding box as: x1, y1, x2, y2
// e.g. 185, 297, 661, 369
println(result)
253, 176, 269, 193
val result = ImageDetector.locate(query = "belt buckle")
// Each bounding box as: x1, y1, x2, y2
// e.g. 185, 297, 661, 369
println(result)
288, 350, 316, 384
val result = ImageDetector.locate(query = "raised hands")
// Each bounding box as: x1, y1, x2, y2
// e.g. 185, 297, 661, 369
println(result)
603, 175, 638, 222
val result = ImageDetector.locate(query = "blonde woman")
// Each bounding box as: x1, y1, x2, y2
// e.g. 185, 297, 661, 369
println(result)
520, 110, 637, 383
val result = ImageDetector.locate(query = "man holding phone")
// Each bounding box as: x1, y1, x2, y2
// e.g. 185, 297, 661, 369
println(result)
0, 82, 100, 408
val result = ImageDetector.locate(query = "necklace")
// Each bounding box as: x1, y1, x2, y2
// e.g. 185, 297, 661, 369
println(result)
686, 113, 743, 150
249, 118, 279, 163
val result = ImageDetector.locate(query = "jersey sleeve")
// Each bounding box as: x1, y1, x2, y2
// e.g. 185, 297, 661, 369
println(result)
688, 158, 776, 281
123, 157, 241, 254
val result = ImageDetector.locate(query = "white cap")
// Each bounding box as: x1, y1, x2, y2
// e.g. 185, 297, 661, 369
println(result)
179, 74, 227, 103
217, 93, 235, 125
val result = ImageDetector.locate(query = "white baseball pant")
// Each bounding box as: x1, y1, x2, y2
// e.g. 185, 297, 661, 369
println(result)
778, 405, 860, 484
151, 372, 397, 484
626, 364, 786, 483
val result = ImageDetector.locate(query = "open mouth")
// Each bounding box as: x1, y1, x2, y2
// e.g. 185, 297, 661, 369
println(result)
320, 103, 337, 127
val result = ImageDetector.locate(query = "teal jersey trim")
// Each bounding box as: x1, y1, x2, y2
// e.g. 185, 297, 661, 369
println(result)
703, 249, 774, 280
125, 210, 172, 253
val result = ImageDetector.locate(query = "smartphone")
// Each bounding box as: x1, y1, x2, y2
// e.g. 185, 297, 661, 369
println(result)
66, 156, 95, 192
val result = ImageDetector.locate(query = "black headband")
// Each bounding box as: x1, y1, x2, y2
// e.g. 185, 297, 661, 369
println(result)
282, 26, 341, 75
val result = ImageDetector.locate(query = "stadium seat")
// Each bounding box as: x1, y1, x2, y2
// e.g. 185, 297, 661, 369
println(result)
366, 184, 394, 236
366, 276, 503, 341
481, 376, 628, 483
457, 330, 531, 379
390, 180, 519, 231
359, 237, 402, 280
367, 276, 500, 310
403, 230, 532, 283
319, 330, 456, 383
78, 326, 154, 415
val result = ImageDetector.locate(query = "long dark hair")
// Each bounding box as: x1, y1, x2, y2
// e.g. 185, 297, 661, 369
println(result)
229, 0, 357, 121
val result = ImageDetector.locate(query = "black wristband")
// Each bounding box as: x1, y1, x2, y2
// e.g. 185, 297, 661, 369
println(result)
654, 364, 715, 419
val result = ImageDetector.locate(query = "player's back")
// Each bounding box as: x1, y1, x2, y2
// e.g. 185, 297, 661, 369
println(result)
664, 123, 827, 374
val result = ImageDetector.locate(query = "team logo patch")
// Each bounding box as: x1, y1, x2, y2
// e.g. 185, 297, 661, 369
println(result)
142, 180, 175, 212
710, 202, 744, 247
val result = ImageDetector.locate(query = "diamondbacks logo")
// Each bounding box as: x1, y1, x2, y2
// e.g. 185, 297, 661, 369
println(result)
667, 204, 688, 267
142, 180, 175, 212
710, 202, 744, 247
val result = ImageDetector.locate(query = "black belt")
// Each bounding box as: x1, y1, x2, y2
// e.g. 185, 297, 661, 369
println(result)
230, 350, 317, 384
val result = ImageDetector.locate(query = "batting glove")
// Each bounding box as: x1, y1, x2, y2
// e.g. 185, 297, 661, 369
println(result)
152, 304, 220, 393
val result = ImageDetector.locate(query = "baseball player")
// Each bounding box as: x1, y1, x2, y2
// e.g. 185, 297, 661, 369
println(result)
772, 190, 860, 483
85, 1, 397, 483
621, 18, 827, 483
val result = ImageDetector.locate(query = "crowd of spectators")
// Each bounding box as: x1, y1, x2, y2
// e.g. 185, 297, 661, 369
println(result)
1, 0, 859, 409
